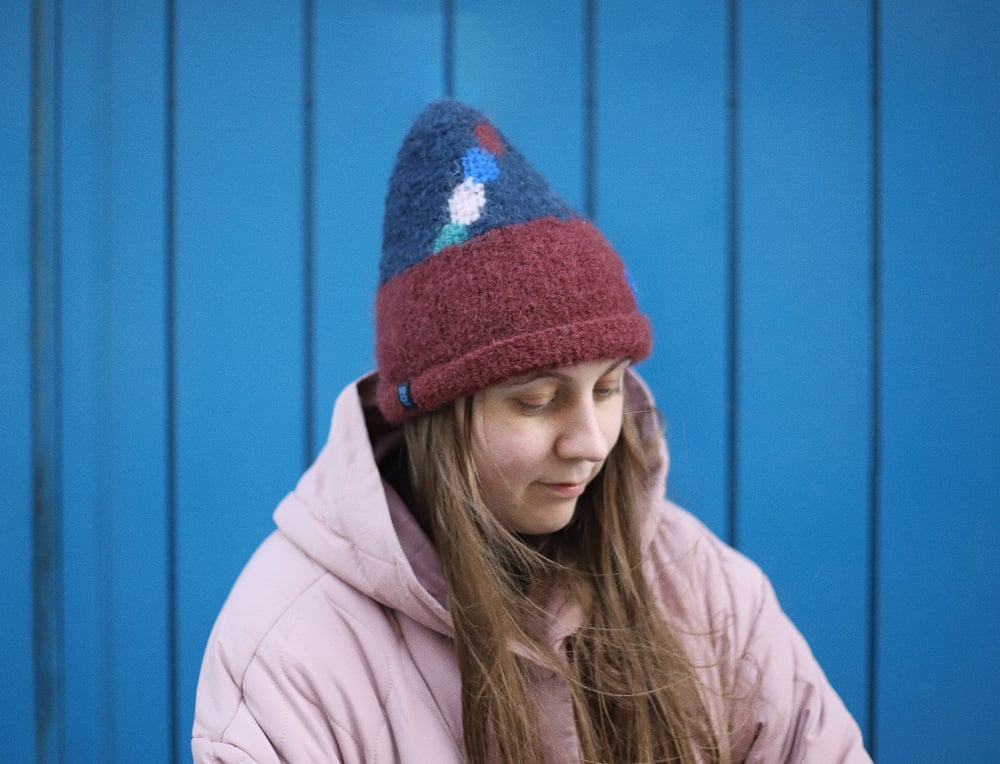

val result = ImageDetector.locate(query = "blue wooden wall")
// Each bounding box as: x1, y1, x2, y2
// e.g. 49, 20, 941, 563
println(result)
3, 1, 998, 761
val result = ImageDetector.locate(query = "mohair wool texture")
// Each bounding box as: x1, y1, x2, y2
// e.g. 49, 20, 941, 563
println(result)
376, 98, 652, 422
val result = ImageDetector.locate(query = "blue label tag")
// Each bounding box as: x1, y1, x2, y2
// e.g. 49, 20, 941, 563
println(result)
397, 381, 417, 410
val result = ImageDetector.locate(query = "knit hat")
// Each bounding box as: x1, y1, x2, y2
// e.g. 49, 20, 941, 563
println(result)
375, 98, 651, 422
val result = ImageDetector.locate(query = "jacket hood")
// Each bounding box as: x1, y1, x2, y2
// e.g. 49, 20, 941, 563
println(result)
273, 368, 669, 638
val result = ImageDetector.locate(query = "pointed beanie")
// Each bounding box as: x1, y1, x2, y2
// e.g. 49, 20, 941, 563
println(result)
375, 98, 651, 422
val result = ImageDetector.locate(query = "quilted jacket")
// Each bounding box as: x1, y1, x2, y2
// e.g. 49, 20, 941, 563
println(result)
192, 371, 871, 763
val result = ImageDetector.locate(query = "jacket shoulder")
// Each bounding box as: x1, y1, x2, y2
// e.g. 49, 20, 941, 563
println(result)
646, 501, 771, 627
192, 531, 399, 762
646, 501, 871, 762
208, 531, 330, 659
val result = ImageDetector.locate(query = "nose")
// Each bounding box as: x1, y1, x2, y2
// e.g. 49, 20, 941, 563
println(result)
555, 400, 613, 463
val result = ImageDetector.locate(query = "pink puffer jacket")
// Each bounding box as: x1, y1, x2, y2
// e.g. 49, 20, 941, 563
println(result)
192, 372, 871, 763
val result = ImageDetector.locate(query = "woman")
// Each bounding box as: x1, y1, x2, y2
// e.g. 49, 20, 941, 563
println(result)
192, 99, 870, 762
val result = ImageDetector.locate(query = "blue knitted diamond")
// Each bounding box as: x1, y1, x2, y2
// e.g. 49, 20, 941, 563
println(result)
461, 147, 500, 184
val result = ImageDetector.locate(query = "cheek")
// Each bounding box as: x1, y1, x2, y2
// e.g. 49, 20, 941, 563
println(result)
474, 431, 522, 479
472, 419, 548, 492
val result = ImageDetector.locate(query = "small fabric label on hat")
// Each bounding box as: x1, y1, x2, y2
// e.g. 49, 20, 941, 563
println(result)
397, 381, 417, 410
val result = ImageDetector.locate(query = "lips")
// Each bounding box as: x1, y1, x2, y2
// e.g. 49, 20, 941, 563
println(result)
539, 481, 588, 498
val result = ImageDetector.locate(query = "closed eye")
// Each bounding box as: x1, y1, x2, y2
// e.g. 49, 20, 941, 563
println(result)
594, 372, 625, 401
594, 386, 621, 400
515, 397, 555, 414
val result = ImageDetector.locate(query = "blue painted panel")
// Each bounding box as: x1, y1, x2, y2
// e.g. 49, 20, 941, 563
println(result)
28, 1, 65, 760
454, 0, 585, 210
0, 2, 36, 760
596, 1, 729, 537
174, 1, 305, 755
102, 3, 171, 759
312, 1, 443, 451
58, 5, 171, 760
879, 2, 1000, 760
59, 3, 107, 759
738, 1, 872, 734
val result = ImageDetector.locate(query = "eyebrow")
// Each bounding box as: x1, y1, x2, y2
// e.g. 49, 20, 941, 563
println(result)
501, 358, 630, 388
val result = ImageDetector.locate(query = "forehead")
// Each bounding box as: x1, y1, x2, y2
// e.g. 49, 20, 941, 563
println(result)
494, 358, 629, 389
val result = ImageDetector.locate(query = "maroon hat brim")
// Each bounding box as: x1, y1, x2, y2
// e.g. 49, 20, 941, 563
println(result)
376, 217, 651, 422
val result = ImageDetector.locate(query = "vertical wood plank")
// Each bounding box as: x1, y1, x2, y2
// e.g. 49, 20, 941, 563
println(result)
596, 1, 729, 538
737, 0, 872, 732
59, 3, 104, 758
103, 0, 173, 754
108, 2, 172, 759
174, 1, 305, 756
29, 0, 65, 760
311, 0, 443, 448
453, 0, 586, 209
878, 2, 1000, 759
0, 1, 38, 760
58, 3, 172, 761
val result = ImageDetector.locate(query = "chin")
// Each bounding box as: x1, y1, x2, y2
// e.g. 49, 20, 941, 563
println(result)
512, 502, 578, 536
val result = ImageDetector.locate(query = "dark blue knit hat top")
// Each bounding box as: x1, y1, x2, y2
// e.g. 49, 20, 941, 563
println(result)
380, 99, 578, 285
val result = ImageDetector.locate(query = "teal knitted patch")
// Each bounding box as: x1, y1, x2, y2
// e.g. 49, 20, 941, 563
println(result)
433, 222, 468, 252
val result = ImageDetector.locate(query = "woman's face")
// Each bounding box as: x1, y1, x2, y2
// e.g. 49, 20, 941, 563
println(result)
468, 358, 628, 536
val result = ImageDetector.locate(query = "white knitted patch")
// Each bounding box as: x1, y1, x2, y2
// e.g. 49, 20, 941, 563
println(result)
448, 177, 487, 226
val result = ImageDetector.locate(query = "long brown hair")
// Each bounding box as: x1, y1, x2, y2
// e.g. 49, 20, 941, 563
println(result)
401, 389, 730, 763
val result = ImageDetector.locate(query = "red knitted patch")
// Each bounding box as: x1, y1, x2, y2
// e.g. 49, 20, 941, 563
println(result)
375, 217, 651, 422
474, 123, 505, 157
